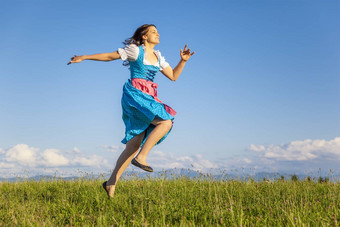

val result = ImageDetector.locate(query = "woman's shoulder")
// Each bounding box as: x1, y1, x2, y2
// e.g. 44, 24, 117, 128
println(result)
118, 44, 140, 62
125, 44, 143, 56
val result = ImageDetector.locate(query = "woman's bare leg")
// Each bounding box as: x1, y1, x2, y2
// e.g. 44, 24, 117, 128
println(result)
134, 118, 172, 166
105, 132, 145, 198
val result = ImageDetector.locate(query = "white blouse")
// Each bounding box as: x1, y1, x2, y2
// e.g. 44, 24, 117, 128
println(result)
117, 44, 170, 71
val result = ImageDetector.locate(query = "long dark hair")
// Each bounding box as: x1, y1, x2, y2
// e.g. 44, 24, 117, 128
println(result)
123, 24, 156, 46
122, 24, 156, 66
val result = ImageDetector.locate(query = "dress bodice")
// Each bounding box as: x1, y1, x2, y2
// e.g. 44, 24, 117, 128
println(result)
129, 46, 161, 82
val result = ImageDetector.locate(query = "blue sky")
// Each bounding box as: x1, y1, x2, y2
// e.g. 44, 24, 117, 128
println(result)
0, 0, 339, 177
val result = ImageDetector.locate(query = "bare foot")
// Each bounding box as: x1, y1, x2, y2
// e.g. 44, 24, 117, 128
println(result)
102, 181, 116, 199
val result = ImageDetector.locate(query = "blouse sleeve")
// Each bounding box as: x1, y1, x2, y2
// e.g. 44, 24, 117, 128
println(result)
156, 50, 170, 71
117, 44, 139, 62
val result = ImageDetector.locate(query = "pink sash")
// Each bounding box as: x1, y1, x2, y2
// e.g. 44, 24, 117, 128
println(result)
131, 78, 177, 117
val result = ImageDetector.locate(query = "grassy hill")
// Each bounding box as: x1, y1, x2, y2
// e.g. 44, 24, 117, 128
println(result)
0, 174, 339, 226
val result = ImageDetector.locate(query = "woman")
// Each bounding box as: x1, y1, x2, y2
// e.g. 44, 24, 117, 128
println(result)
68, 24, 195, 199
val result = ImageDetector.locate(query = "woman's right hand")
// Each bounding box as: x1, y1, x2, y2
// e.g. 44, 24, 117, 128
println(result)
67, 55, 84, 65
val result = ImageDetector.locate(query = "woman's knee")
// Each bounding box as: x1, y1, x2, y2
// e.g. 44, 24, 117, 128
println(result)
151, 118, 173, 131
161, 119, 173, 131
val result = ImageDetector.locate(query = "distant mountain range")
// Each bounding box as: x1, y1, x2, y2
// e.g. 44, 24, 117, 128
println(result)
1, 169, 339, 182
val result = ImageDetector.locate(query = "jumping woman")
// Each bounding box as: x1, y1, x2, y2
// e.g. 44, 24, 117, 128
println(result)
67, 24, 195, 199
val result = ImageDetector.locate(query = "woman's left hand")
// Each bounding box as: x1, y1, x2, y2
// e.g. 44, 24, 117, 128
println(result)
180, 44, 195, 62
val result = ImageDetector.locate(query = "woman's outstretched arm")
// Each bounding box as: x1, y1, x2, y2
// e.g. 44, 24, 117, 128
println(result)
161, 44, 195, 81
67, 51, 121, 65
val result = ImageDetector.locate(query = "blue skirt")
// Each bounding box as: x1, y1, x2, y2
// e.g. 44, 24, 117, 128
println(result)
121, 80, 175, 145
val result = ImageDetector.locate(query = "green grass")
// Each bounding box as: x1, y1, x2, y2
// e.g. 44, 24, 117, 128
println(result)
0, 174, 339, 226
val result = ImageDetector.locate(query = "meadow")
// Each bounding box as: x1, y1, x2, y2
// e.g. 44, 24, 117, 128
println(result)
0, 171, 339, 226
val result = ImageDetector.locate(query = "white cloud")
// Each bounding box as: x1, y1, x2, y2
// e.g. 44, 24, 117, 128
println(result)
243, 158, 252, 164
72, 155, 108, 167
249, 144, 265, 152
5, 144, 39, 167
148, 150, 216, 171
249, 137, 340, 161
72, 147, 81, 153
2, 137, 339, 178
0, 144, 110, 176
0, 144, 217, 178
0, 162, 15, 169
241, 137, 340, 173
41, 149, 70, 167
101, 145, 125, 153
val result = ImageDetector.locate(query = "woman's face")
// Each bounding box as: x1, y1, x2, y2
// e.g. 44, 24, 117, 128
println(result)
143, 26, 160, 44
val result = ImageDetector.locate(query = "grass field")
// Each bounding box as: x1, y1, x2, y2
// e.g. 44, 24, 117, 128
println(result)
0, 172, 339, 226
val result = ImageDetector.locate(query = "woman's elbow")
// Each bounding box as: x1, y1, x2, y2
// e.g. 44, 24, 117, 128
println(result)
168, 75, 177, 81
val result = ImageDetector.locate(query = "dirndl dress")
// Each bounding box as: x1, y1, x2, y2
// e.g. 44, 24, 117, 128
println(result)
118, 44, 176, 145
